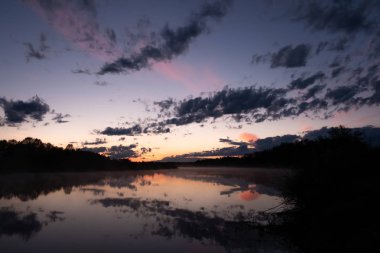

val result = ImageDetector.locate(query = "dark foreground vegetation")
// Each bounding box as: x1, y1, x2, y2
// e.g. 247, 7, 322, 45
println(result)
0, 138, 176, 173
192, 126, 380, 252
253, 126, 380, 253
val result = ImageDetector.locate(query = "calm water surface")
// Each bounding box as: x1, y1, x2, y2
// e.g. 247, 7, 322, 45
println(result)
0, 167, 289, 253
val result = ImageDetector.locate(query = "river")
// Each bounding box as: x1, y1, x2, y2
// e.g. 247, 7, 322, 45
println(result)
0, 167, 290, 253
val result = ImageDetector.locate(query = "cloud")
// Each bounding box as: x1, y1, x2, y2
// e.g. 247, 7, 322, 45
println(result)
288, 72, 325, 90
97, 0, 233, 74
0, 96, 50, 126
302, 84, 326, 100
270, 44, 311, 68
140, 147, 152, 155
98, 124, 170, 136
239, 133, 258, 142
71, 68, 91, 75
161, 144, 254, 162
25, 0, 121, 61
24, 33, 49, 61
219, 138, 250, 147
82, 143, 153, 159
82, 138, 107, 145
101, 56, 380, 135
99, 126, 143, 136
98, 64, 380, 135
52, 112, 70, 123
106, 144, 139, 159
253, 135, 300, 151
81, 146, 107, 153
294, 1, 375, 34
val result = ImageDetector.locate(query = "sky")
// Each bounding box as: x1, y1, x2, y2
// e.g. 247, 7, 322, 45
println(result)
1, 0, 380, 161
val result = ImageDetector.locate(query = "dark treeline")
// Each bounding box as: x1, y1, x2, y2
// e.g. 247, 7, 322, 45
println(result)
0, 137, 176, 173
253, 126, 379, 252
195, 126, 380, 252
194, 126, 380, 169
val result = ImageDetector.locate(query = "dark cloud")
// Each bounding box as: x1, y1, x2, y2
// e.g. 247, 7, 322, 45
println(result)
331, 67, 345, 78
251, 44, 312, 68
325, 85, 363, 108
82, 138, 107, 145
270, 44, 311, 68
219, 138, 251, 146
161, 144, 254, 162
302, 84, 326, 100
0, 96, 50, 126
98, 123, 170, 136
164, 86, 290, 124
140, 147, 152, 155
81, 146, 107, 153
315, 37, 350, 54
52, 112, 70, 123
71, 68, 91, 75
288, 72, 325, 90
153, 98, 176, 112
253, 135, 300, 151
106, 144, 138, 159
99, 125, 143, 136
81, 143, 153, 159
294, 0, 375, 34
98, 0, 233, 74
99, 63, 380, 135
24, 33, 49, 61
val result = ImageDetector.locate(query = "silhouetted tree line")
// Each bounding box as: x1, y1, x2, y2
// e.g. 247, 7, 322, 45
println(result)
253, 126, 379, 253
195, 126, 380, 169
195, 126, 380, 252
0, 137, 176, 173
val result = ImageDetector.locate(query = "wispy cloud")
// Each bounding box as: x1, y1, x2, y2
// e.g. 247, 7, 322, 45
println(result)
82, 138, 107, 146
51, 112, 70, 123
25, 0, 121, 61
24, 33, 49, 61
97, 0, 233, 74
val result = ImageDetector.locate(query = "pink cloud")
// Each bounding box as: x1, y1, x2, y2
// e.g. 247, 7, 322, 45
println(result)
26, 0, 122, 62
239, 132, 259, 142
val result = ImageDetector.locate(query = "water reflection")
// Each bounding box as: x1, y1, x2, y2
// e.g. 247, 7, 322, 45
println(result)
0, 208, 42, 240
0, 167, 289, 253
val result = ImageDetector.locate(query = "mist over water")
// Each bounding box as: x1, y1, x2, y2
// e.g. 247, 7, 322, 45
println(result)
0, 167, 288, 253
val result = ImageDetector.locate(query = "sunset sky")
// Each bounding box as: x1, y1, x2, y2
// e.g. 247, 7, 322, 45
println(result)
1, 0, 380, 161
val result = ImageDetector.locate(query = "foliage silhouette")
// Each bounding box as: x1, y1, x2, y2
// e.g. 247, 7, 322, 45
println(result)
0, 137, 176, 173
194, 126, 380, 252
254, 126, 379, 253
